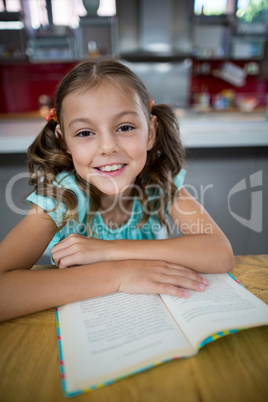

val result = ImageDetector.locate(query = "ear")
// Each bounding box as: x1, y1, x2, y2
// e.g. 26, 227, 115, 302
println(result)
147, 115, 157, 151
55, 125, 70, 153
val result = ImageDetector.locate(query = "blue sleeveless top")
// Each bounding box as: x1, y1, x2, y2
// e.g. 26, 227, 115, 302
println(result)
26, 169, 185, 256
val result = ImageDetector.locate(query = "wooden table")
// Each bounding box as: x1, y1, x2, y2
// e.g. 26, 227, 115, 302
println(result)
0, 255, 268, 402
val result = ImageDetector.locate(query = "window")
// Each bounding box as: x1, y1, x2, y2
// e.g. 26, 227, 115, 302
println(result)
0, 0, 116, 29
28, 0, 116, 30
194, 0, 234, 15
236, 0, 267, 23
0, 0, 21, 12
28, 0, 49, 29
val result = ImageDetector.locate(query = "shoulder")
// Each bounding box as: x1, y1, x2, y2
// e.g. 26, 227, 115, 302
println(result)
26, 171, 89, 227
27, 171, 78, 204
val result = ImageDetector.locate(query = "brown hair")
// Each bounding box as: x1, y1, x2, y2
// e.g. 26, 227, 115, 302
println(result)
27, 59, 185, 232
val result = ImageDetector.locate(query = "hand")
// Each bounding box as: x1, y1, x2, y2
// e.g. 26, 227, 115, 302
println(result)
51, 234, 111, 268
116, 260, 208, 298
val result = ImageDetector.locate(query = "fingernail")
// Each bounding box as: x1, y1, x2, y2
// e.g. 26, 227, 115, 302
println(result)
199, 284, 206, 290
202, 278, 209, 285
183, 291, 190, 297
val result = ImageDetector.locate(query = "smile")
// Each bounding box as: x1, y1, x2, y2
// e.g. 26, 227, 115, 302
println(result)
94, 164, 127, 177
98, 164, 124, 172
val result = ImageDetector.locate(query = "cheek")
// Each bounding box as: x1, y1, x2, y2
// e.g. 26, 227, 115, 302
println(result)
69, 151, 92, 178
128, 138, 148, 158
70, 145, 92, 163
135, 145, 149, 167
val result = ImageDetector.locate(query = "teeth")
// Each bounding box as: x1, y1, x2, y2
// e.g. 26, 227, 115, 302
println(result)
99, 164, 124, 172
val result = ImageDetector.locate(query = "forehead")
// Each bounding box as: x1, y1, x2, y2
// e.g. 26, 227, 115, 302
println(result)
65, 79, 144, 109
61, 80, 149, 129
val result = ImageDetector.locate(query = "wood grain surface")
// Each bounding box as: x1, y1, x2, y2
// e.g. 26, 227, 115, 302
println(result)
0, 255, 268, 402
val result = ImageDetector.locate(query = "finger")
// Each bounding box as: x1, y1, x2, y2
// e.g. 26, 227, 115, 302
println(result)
51, 235, 80, 253
163, 265, 208, 285
51, 242, 68, 253
51, 249, 60, 267
58, 255, 79, 269
52, 247, 75, 266
164, 262, 200, 276
149, 282, 190, 298
164, 262, 193, 271
155, 272, 207, 293
163, 262, 198, 274
58, 259, 70, 269
123, 278, 191, 298
62, 233, 81, 241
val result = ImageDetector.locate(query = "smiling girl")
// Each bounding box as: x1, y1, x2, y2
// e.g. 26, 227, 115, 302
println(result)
0, 60, 234, 321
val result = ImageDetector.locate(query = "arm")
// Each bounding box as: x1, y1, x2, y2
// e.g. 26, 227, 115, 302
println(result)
114, 187, 235, 273
52, 188, 234, 273
112, 187, 234, 273
0, 205, 208, 322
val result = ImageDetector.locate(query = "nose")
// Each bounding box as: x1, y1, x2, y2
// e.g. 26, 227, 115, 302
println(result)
98, 131, 119, 155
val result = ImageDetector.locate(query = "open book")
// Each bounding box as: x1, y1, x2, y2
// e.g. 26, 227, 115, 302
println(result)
56, 273, 268, 397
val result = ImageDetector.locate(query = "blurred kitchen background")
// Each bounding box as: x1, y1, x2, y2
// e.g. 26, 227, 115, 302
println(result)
0, 0, 267, 261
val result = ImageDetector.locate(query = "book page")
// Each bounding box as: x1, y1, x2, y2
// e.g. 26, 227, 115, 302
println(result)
58, 292, 194, 393
161, 273, 268, 350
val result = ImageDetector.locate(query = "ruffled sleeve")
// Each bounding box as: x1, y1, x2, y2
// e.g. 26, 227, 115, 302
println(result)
26, 172, 88, 228
26, 192, 66, 228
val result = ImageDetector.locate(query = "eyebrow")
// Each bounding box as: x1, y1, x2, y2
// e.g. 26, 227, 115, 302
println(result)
68, 110, 140, 128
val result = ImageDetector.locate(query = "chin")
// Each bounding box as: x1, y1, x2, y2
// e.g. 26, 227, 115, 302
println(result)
95, 179, 130, 196
100, 187, 125, 196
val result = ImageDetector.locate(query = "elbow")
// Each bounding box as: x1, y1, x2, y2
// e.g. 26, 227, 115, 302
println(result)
219, 253, 235, 274
0, 273, 20, 323
0, 278, 10, 323
216, 243, 235, 273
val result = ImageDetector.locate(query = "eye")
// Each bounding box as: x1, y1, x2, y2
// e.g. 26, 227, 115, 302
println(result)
76, 130, 94, 137
117, 125, 134, 133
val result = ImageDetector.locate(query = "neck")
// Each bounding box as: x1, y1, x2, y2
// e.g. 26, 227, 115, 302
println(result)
100, 186, 133, 212
99, 186, 135, 228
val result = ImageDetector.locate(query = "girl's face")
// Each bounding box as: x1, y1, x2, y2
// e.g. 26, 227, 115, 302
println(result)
58, 81, 156, 196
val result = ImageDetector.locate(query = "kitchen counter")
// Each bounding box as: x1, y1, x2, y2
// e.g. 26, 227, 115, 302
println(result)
177, 109, 268, 148
0, 110, 268, 153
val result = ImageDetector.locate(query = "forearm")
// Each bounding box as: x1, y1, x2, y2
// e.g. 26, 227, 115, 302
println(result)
0, 258, 212, 322
0, 262, 119, 322
110, 235, 234, 273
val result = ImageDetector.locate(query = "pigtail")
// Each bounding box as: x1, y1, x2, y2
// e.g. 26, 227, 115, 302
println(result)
28, 120, 72, 177
149, 104, 185, 176
138, 104, 185, 229
27, 120, 78, 226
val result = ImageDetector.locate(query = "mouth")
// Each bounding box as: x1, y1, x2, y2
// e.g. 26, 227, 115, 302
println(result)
93, 163, 127, 177
96, 163, 125, 172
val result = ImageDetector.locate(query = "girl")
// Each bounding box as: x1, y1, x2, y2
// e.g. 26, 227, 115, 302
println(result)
0, 59, 234, 322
